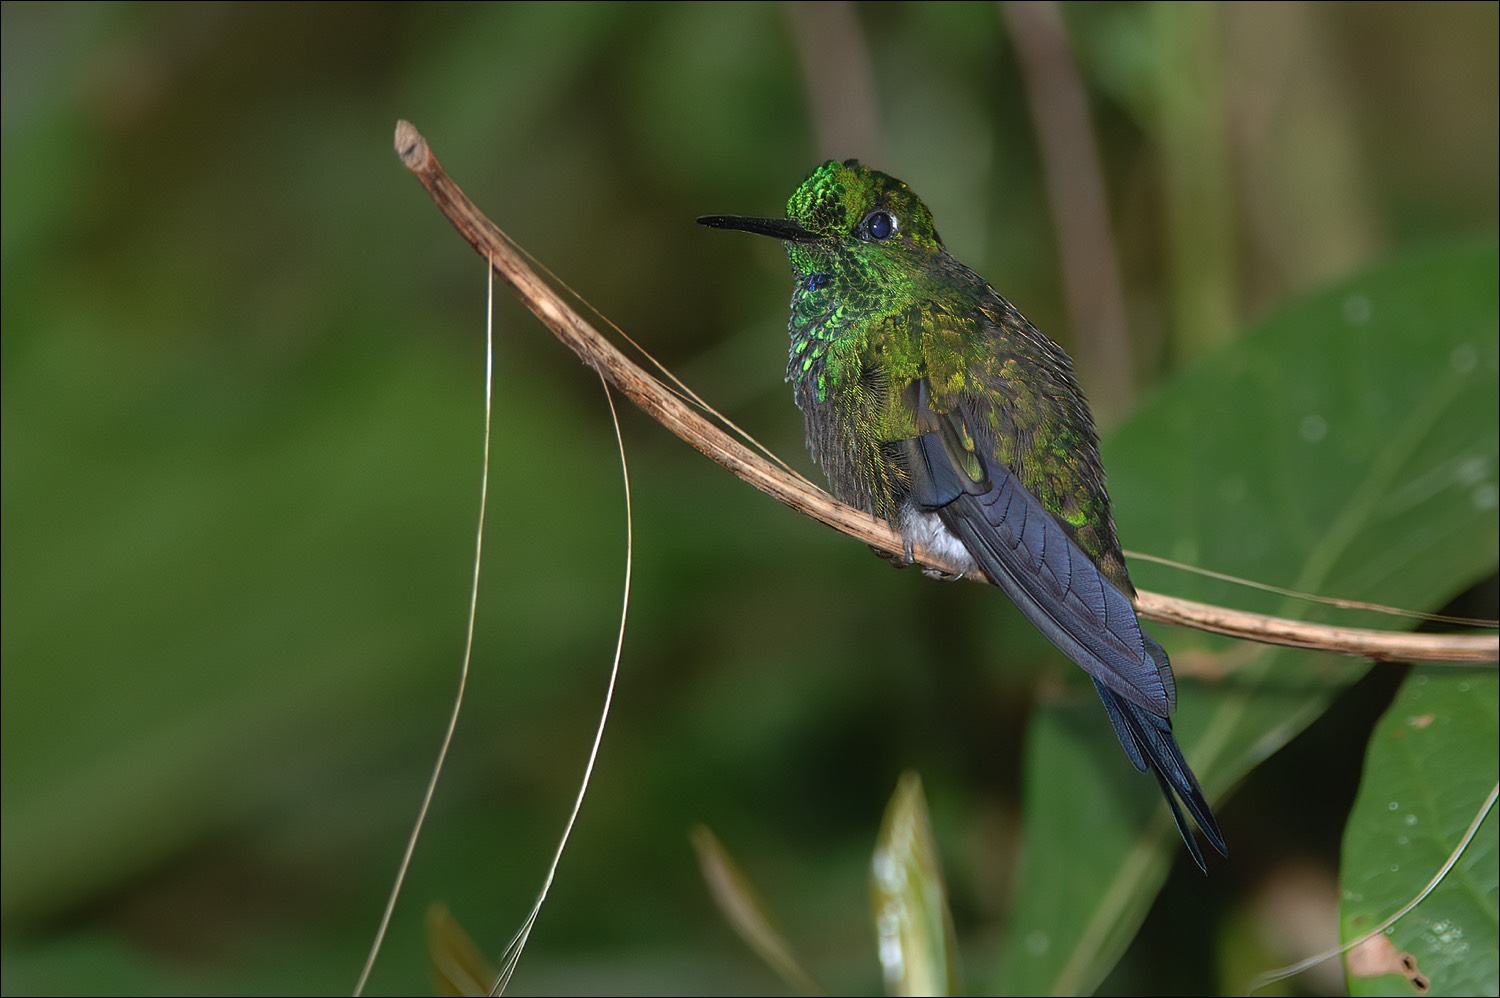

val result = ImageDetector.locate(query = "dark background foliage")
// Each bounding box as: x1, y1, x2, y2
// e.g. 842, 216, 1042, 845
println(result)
3, 3, 1495, 994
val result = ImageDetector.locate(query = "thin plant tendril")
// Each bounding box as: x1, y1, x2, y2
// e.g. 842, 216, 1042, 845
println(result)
1125, 550, 1499, 628
499, 226, 812, 486
489, 372, 634, 995
353, 256, 497, 996
1244, 782, 1499, 994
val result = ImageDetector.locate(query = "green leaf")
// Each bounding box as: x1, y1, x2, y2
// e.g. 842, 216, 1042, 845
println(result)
1341, 670, 1499, 997
871, 772, 961, 997
996, 240, 1500, 994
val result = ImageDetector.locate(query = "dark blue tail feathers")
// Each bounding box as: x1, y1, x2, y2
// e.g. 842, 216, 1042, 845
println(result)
1093, 679, 1227, 872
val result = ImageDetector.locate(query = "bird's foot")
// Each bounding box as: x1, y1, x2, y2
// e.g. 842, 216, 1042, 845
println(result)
869, 542, 914, 569
871, 541, 965, 581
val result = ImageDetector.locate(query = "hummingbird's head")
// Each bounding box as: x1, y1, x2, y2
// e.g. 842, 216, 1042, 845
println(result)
697, 160, 944, 275
784, 159, 943, 252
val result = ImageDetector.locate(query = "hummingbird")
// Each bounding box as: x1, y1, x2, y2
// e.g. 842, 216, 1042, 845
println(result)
699, 160, 1225, 871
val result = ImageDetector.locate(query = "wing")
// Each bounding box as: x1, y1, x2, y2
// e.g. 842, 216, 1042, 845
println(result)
898, 380, 1173, 716
898, 376, 1225, 865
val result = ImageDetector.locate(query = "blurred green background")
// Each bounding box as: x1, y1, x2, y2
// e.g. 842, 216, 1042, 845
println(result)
3, 3, 1496, 995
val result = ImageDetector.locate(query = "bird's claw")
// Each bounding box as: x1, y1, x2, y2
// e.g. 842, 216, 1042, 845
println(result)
869, 542, 915, 568
871, 541, 965, 581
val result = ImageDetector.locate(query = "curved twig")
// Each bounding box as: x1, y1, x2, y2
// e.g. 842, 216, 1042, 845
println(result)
393, 120, 1498, 667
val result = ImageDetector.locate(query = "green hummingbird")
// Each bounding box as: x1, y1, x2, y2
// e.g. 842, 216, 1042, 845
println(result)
699, 160, 1225, 870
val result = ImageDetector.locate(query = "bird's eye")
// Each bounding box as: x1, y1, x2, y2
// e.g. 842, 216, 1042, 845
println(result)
862, 210, 897, 242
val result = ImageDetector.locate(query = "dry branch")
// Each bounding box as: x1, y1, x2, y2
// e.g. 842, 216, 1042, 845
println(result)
393, 120, 1497, 666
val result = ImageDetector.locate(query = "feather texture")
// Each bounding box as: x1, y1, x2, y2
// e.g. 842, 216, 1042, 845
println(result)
700, 160, 1226, 870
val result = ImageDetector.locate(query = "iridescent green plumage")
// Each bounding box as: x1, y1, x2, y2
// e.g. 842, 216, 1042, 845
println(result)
700, 160, 1225, 870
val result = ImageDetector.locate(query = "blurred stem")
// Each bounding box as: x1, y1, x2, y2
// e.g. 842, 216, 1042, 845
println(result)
1002, 0, 1134, 425
1224, 3, 1379, 308
1150, 2, 1237, 362
692, 827, 826, 996
786, 0, 883, 163
392, 120, 1498, 667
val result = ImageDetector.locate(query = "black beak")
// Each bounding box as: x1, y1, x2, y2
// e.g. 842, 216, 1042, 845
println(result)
696, 214, 820, 243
